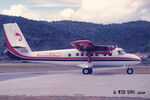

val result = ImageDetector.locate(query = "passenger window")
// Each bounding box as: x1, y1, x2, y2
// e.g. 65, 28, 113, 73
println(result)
109, 53, 112, 56
81, 53, 84, 56
68, 53, 71, 57
76, 53, 79, 56
90, 53, 93, 56
86, 53, 88, 56
95, 53, 99, 56
118, 50, 123, 55
104, 54, 106, 56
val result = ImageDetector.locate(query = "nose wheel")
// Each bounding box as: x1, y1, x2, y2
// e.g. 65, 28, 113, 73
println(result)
127, 68, 134, 74
82, 68, 93, 74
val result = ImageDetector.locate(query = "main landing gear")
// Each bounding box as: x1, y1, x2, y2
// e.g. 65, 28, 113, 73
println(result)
82, 68, 134, 75
127, 68, 134, 74
82, 68, 93, 74
82, 52, 93, 75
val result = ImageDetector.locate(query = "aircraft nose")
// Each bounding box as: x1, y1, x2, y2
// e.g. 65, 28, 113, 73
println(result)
138, 56, 141, 61
136, 55, 141, 61
132, 54, 141, 61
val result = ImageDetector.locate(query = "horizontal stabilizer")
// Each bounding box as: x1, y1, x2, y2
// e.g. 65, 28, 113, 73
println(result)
12, 46, 26, 48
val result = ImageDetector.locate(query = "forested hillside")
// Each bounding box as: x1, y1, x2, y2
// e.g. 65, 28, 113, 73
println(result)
0, 14, 150, 55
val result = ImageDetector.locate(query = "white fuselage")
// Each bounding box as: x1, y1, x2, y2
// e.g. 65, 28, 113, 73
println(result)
14, 47, 141, 68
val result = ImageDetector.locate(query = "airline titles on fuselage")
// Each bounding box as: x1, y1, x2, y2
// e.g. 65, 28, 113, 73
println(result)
37, 52, 62, 57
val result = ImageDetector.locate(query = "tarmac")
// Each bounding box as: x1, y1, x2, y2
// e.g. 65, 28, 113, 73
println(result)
0, 68, 150, 98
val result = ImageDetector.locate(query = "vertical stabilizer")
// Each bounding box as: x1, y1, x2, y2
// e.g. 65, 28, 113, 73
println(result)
3, 23, 31, 56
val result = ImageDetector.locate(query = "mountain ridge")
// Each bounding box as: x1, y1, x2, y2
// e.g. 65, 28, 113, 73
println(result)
0, 14, 150, 54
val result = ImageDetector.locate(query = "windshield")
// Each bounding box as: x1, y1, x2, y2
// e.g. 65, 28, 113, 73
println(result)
121, 49, 126, 54
118, 49, 126, 55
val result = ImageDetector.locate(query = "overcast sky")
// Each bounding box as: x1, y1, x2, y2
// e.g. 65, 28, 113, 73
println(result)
0, 0, 150, 24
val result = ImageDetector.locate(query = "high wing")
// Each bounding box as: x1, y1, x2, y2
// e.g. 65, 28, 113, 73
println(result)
70, 40, 115, 54
70, 40, 94, 52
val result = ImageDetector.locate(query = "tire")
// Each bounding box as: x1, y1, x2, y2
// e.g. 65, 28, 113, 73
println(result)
89, 68, 93, 74
127, 68, 134, 74
82, 68, 93, 75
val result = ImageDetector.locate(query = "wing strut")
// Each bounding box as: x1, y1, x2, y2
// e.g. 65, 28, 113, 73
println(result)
88, 52, 91, 63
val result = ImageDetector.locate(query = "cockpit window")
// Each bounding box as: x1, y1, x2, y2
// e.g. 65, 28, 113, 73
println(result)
118, 50, 122, 55
118, 49, 126, 55
121, 49, 126, 54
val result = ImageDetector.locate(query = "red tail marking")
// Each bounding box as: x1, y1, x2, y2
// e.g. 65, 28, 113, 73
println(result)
15, 33, 22, 41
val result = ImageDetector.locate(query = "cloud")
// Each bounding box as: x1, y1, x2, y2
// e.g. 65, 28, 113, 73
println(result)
1, 4, 64, 21
68, 0, 150, 23
1, 0, 150, 24
2, 4, 38, 20
31, 0, 81, 8
59, 8, 75, 19
33, 2, 76, 8
139, 8, 150, 21
58, 0, 150, 23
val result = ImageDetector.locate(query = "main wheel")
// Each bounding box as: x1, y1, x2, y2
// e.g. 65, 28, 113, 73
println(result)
89, 68, 93, 74
127, 68, 134, 74
82, 68, 93, 74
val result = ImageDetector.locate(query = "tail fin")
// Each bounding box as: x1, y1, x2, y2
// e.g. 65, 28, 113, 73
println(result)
3, 23, 31, 56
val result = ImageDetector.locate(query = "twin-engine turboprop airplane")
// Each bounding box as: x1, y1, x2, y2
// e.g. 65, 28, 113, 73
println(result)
3, 23, 141, 75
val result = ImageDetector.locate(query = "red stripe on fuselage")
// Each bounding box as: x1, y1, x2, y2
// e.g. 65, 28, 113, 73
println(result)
7, 49, 141, 61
